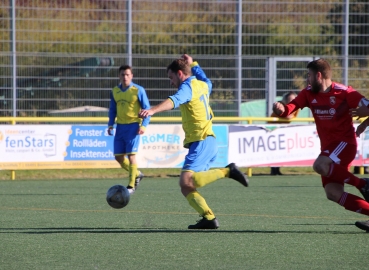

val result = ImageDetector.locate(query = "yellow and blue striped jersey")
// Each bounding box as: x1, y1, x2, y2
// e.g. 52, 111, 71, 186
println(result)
168, 62, 215, 148
108, 82, 151, 127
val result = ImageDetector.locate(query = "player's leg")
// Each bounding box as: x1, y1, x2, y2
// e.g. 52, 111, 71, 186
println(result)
113, 142, 128, 172
126, 154, 138, 191
124, 123, 143, 193
114, 124, 129, 170
322, 177, 369, 217
115, 152, 143, 187
324, 179, 369, 217
116, 153, 143, 181
316, 142, 369, 217
188, 136, 248, 188
192, 163, 248, 187
314, 142, 369, 201
182, 137, 247, 229
180, 171, 219, 229
114, 154, 125, 167
114, 154, 131, 174
180, 137, 220, 229
120, 155, 130, 171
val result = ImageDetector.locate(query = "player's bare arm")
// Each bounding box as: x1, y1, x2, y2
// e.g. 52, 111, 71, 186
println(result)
350, 106, 369, 119
139, 98, 174, 118
355, 118, 369, 137
272, 102, 285, 116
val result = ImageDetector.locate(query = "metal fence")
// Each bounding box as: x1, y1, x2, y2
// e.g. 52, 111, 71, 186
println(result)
0, 0, 368, 119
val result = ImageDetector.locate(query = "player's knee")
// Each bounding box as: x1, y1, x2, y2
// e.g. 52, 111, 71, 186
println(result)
312, 162, 323, 174
313, 161, 329, 176
179, 176, 196, 196
180, 184, 195, 197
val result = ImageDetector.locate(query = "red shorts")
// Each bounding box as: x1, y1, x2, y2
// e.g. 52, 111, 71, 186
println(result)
320, 141, 357, 187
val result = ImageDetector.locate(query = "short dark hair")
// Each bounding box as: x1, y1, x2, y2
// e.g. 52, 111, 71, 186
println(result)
166, 59, 191, 76
119, 65, 132, 73
282, 91, 297, 104
306, 59, 331, 79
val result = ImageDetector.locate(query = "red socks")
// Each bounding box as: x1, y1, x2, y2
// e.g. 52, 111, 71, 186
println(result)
338, 192, 369, 216
327, 163, 365, 189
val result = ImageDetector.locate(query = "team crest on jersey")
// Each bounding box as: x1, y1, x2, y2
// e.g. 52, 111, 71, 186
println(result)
330, 96, 336, 105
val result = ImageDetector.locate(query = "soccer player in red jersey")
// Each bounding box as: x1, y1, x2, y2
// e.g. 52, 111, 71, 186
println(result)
273, 58, 369, 231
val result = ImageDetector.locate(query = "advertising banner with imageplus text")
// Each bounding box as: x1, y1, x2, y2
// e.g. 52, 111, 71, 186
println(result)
227, 124, 364, 167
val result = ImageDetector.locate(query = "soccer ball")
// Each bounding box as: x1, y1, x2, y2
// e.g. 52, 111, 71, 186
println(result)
106, 185, 130, 209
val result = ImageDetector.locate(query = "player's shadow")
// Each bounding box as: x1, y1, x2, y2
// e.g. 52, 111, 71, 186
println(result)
0, 226, 364, 235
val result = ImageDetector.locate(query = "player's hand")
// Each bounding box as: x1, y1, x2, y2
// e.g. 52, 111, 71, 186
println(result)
272, 102, 285, 116
355, 122, 368, 137
349, 106, 369, 119
181, 54, 193, 65
137, 126, 145, 135
107, 127, 114, 136
139, 109, 154, 118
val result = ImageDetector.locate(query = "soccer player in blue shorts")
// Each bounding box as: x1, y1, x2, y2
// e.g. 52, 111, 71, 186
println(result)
108, 65, 151, 194
139, 54, 249, 229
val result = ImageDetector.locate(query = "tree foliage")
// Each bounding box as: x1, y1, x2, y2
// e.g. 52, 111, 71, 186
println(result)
1, 0, 368, 116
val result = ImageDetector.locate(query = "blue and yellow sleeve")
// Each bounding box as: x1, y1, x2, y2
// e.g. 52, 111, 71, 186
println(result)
190, 62, 212, 95
108, 91, 117, 127
168, 82, 193, 108
137, 86, 151, 128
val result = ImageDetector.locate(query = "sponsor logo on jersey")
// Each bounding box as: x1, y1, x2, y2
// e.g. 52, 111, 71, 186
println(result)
313, 108, 336, 116
314, 109, 329, 114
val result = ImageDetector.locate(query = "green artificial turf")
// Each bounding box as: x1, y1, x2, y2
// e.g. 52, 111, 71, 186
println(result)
0, 175, 367, 269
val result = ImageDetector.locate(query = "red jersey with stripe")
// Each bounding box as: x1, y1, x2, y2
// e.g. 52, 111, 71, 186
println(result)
280, 82, 363, 149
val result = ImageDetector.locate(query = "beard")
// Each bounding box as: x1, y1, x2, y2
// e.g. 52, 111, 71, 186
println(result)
310, 81, 320, 93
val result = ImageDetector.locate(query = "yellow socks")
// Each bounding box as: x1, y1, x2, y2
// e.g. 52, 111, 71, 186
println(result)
192, 168, 229, 188
128, 164, 138, 188
186, 168, 230, 219
120, 157, 130, 171
120, 157, 140, 176
186, 191, 215, 220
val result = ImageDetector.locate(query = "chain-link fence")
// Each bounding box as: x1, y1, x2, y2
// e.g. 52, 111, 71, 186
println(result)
1, 0, 368, 119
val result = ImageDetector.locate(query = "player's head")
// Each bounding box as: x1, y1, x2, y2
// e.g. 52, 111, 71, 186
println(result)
118, 65, 133, 88
306, 59, 332, 93
281, 91, 297, 104
166, 59, 191, 88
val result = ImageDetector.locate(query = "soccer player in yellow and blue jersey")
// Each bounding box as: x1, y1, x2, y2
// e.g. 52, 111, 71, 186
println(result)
139, 54, 249, 229
108, 65, 151, 194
